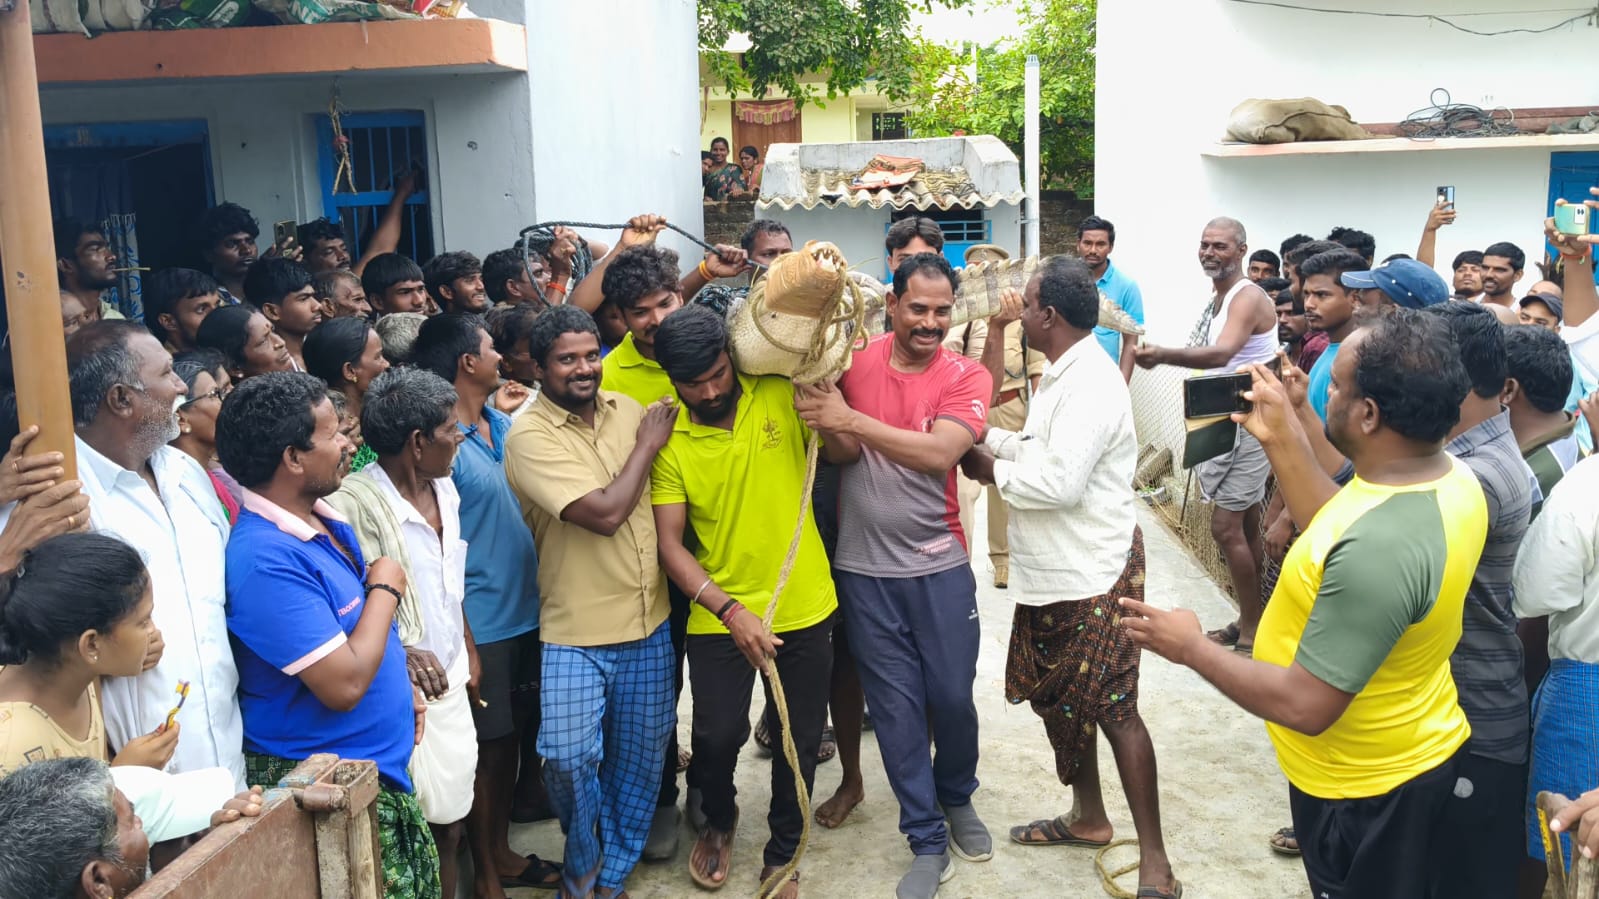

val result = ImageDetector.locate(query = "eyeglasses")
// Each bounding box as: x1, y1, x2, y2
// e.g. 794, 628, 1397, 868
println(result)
179, 386, 230, 409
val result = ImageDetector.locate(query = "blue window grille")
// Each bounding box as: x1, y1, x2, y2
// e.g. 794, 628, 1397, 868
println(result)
314, 111, 434, 262
884, 208, 992, 277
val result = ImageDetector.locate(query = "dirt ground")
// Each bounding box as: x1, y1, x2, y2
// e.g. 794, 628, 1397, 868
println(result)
494, 503, 1311, 898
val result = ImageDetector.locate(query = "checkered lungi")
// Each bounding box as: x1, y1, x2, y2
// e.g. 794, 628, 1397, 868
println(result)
538, 620, 675, 896
245, 752, 440, 899
1527, 659, 1599, 860
1005, 527, 1145, 786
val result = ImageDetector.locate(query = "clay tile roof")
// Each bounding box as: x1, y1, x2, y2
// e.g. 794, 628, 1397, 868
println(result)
756, 166, 1025, 212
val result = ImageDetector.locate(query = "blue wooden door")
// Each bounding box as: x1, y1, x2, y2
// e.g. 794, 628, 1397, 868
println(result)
1549, 152, 1599, 285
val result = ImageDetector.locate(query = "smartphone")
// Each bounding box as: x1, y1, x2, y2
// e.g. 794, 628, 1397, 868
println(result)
273, 219, 298, 250
1184, 371, 1253, 419
1436, 185, 1455, 208
1555, 203, 1590, 236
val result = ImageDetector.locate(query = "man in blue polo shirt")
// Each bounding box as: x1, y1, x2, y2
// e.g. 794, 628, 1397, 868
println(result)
411, 313, 563, 896
217, 371, 439, 899
1078, 215, 1144, 384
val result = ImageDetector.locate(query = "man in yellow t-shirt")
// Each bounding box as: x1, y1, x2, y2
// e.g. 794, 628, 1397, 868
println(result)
650, 306, 839, 897
1123, 312, 1486, 898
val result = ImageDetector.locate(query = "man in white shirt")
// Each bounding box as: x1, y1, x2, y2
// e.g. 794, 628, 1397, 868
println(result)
1512, 454, 1599, 888
326, 366, 482, 899
962, 258, 1179, 899
61, 322, 243, 785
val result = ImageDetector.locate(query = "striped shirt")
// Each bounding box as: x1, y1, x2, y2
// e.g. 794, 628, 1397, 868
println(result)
1445, 411, 1535, 764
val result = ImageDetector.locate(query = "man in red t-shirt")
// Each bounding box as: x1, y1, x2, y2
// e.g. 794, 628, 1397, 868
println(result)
796, 253, 995, 899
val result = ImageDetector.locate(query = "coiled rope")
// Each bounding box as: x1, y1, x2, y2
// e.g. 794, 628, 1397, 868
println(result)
515, 220, 770, 308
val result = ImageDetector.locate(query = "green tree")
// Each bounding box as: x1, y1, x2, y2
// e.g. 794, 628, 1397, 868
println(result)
904, 0, 1096, 193
699, 0, 970, 106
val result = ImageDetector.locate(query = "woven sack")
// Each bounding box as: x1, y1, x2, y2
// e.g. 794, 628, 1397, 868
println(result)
729, 241, 863, 383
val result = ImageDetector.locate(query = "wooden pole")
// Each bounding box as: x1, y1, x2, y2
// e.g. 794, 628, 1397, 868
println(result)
0, 0, 77, 478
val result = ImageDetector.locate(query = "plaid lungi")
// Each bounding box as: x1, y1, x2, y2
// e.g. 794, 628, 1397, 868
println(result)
246, 752, 441, 899
1005, 527, 1145, 786
1526, 659, 1599, 860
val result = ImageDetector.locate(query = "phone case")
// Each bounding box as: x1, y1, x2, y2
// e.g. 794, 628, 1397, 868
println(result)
1183, 416, 1239, 469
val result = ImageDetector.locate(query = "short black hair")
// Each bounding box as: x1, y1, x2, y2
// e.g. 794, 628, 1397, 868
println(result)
1296, 249, 1367, 282
1422, 301, 1508, 399
891, 252, 959, 297
302, 317, 373, 389
1285, 239, 1342, 269
701, 151, 713, 162
1452, 250, 1485, 271
1381, 253, 1413, 264
1327, 226, 1376, 263
1076, 215, 1116, 245
1249, 249, 1281, 270
1280, 234, 1314, 258
1353, 311, 1469, 444
1033, 257, 1100, 330
193, 202, 258, 254
482, 248, 530, 305
0, 533, 149, 667
710, 137, 729, 150
422, 250, 482, 303
1503, 324, 1574, 414
143, 268, 219, 343
65, 321, 149, 427
1276, 287, 1302, 313
361, 252, 425, 300
739, 220, 791, 255
1258, 276, 1292, 295
193, 305, 258, 374
216, 371, 328, 489
359, 367, 457, 457
528, 305, 600, 368
242, 257, 312, 307
601, 245, 680, 313
739, 145, 758, 159
885, 216, 944, 255
1483, 241, 1526, 272
486, 303, 541, 358
411, 313, 489, 385
297, 217, 345, 248
654, 305, 728, 383
52, 217, 105, 263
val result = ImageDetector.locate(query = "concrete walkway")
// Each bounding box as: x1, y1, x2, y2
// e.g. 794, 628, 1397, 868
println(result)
502, 504, 1311, 898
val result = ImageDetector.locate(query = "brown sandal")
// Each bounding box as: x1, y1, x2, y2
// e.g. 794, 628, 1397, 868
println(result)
688, 810, 738, 890
758, 865, 799, 899
1008, 814, 1111, 847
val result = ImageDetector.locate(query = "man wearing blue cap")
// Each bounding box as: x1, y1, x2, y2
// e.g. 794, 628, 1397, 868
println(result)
1340, 257, 1453, 318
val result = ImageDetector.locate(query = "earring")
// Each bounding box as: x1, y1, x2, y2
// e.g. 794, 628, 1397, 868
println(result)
89, 652, 98, 663
180, 422, 192, 434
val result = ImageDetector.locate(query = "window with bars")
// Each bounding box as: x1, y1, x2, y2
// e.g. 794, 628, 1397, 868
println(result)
314, 111, 434, 263
872, 112, 907, 141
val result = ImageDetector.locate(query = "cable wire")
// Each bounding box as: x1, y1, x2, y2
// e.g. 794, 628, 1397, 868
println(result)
1221, 0, 1596, 36
1399, 88, 1520, 139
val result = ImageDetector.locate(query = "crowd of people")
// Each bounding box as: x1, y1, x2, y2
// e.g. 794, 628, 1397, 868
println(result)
0, 185, 1596, 899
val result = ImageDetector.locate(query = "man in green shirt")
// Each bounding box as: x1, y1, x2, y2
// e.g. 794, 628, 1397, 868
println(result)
1503, 324, 1581, 519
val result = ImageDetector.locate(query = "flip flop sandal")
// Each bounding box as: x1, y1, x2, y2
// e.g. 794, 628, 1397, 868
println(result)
1008, 814, 1110, 847
753, 718, 774, 758
758, 865, 800, 899
1205, 622, 1241, 646
816, 726, 837, 764
689, 810, 738, 890
1268, 826, 1301, 856
1136, 882, 1183, 899
1233, 641, 1255, 656
500, 854, 562, 891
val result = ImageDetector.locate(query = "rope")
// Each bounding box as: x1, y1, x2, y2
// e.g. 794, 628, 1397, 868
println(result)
327, 87, 356, 196
517, 220, 770, 273
1094, 839, 1142, 899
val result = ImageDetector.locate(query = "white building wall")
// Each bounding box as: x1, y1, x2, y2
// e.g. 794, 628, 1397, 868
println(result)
764, 207, 893, 279
1098, 0, 1599, 346
38, 0, 703, 262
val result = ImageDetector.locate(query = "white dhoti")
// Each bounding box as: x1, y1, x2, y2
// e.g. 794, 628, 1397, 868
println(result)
408, 648, 478, 825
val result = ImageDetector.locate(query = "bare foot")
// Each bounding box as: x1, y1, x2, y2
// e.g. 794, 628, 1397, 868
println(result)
813, 781, 864, 829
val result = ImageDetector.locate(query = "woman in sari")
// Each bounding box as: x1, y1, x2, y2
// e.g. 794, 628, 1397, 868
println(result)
703, 137, 747, 200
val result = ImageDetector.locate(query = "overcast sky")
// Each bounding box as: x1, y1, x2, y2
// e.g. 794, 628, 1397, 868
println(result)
911, 1, 1024, 46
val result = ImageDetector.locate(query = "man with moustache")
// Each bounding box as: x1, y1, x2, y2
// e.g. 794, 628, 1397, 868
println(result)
1133, 217, 1278, 656
795, 253, 994, 899
505, 306, 678, 899
651, 307, 838, 898
1269, 278, 1326, 374
424, 252, 492, 316
1480, 242, 1526, 318
1078, 215, 1143, 384
4, 322, 246, 785
54, 219, 127, 323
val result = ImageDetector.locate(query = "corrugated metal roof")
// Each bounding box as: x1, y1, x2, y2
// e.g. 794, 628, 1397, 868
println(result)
757, 166, 1025, 212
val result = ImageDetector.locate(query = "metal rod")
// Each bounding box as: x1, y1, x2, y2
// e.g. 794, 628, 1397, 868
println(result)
0, 1, 78, 479
1023, 54, 1041, 260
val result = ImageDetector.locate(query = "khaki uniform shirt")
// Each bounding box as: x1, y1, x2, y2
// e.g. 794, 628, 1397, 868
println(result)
505, 390, 669, 647
996, 324, 1047, 395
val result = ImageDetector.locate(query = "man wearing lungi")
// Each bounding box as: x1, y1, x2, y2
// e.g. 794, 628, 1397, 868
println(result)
962, 259, 1180, 899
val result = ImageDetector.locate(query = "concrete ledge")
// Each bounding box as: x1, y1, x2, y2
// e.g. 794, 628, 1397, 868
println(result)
35, 18, 528, 86
1202, 131, 1599, 158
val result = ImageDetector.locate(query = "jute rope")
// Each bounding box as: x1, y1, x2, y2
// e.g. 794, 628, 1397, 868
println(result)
1094, 839, 1141, 899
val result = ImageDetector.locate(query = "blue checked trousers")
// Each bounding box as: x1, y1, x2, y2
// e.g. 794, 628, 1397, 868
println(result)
538, 621, 674, 895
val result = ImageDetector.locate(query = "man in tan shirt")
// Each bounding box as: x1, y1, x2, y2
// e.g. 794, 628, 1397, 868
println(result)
504, 305, 677, 899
